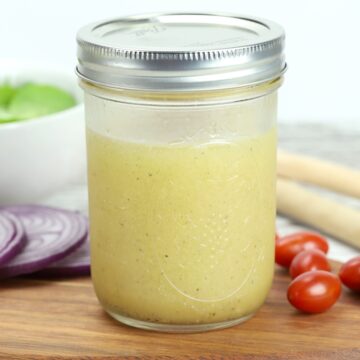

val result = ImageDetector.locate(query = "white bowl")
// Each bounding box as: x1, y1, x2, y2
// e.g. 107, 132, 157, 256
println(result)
0, 61, 86, 204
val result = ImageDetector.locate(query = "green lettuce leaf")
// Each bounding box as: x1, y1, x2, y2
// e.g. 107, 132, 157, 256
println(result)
8, 83, 76, 120
0, 83, 16, 107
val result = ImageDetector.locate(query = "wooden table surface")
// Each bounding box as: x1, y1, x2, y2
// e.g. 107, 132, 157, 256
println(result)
0, 261, 359, 359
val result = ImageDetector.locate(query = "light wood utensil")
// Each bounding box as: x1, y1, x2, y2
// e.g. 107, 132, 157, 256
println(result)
278, 150, 360, 199
277, 177, 360, 250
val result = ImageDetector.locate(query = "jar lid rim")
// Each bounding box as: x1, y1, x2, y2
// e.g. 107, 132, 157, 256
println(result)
76, 12, 286, 91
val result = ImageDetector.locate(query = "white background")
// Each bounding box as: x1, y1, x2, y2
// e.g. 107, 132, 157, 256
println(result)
1, 0, 360, 126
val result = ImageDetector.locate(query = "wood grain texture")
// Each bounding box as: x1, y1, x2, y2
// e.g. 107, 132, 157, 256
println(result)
0, 262, 359, 359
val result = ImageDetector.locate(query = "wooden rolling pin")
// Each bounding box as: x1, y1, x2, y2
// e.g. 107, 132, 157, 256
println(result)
278, 150, 360, 199
277, 178, 360, 250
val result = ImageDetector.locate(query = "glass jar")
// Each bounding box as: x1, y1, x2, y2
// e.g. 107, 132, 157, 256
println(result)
77, 13, 286, 332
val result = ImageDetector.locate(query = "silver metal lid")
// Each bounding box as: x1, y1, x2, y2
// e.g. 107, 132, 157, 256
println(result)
76, 13, 286, 91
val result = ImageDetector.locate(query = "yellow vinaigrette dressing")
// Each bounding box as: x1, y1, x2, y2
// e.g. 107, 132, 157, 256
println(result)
88, 127, 276, 324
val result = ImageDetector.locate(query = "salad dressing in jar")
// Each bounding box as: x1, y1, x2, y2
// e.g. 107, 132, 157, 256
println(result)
76, 13, 286, 332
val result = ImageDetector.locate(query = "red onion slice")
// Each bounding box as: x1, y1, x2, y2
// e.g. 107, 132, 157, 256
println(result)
38, 234, 90, 276
0, 205, 88, 278
0, 211, 26, 266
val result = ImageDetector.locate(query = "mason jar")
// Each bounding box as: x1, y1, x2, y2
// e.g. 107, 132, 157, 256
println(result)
76, 13, 286, 332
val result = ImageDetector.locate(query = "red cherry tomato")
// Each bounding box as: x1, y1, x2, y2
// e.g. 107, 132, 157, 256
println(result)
287, 270, 341, 313
339, 256, 360, 292
290, 249, 331, 279
275, 232, 329, 268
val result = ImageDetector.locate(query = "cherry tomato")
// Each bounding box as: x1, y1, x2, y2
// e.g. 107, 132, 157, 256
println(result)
275, 232, 329, 268
339, 256, 360, 292
290, 249, 331, 279
287, 270, 341, 313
